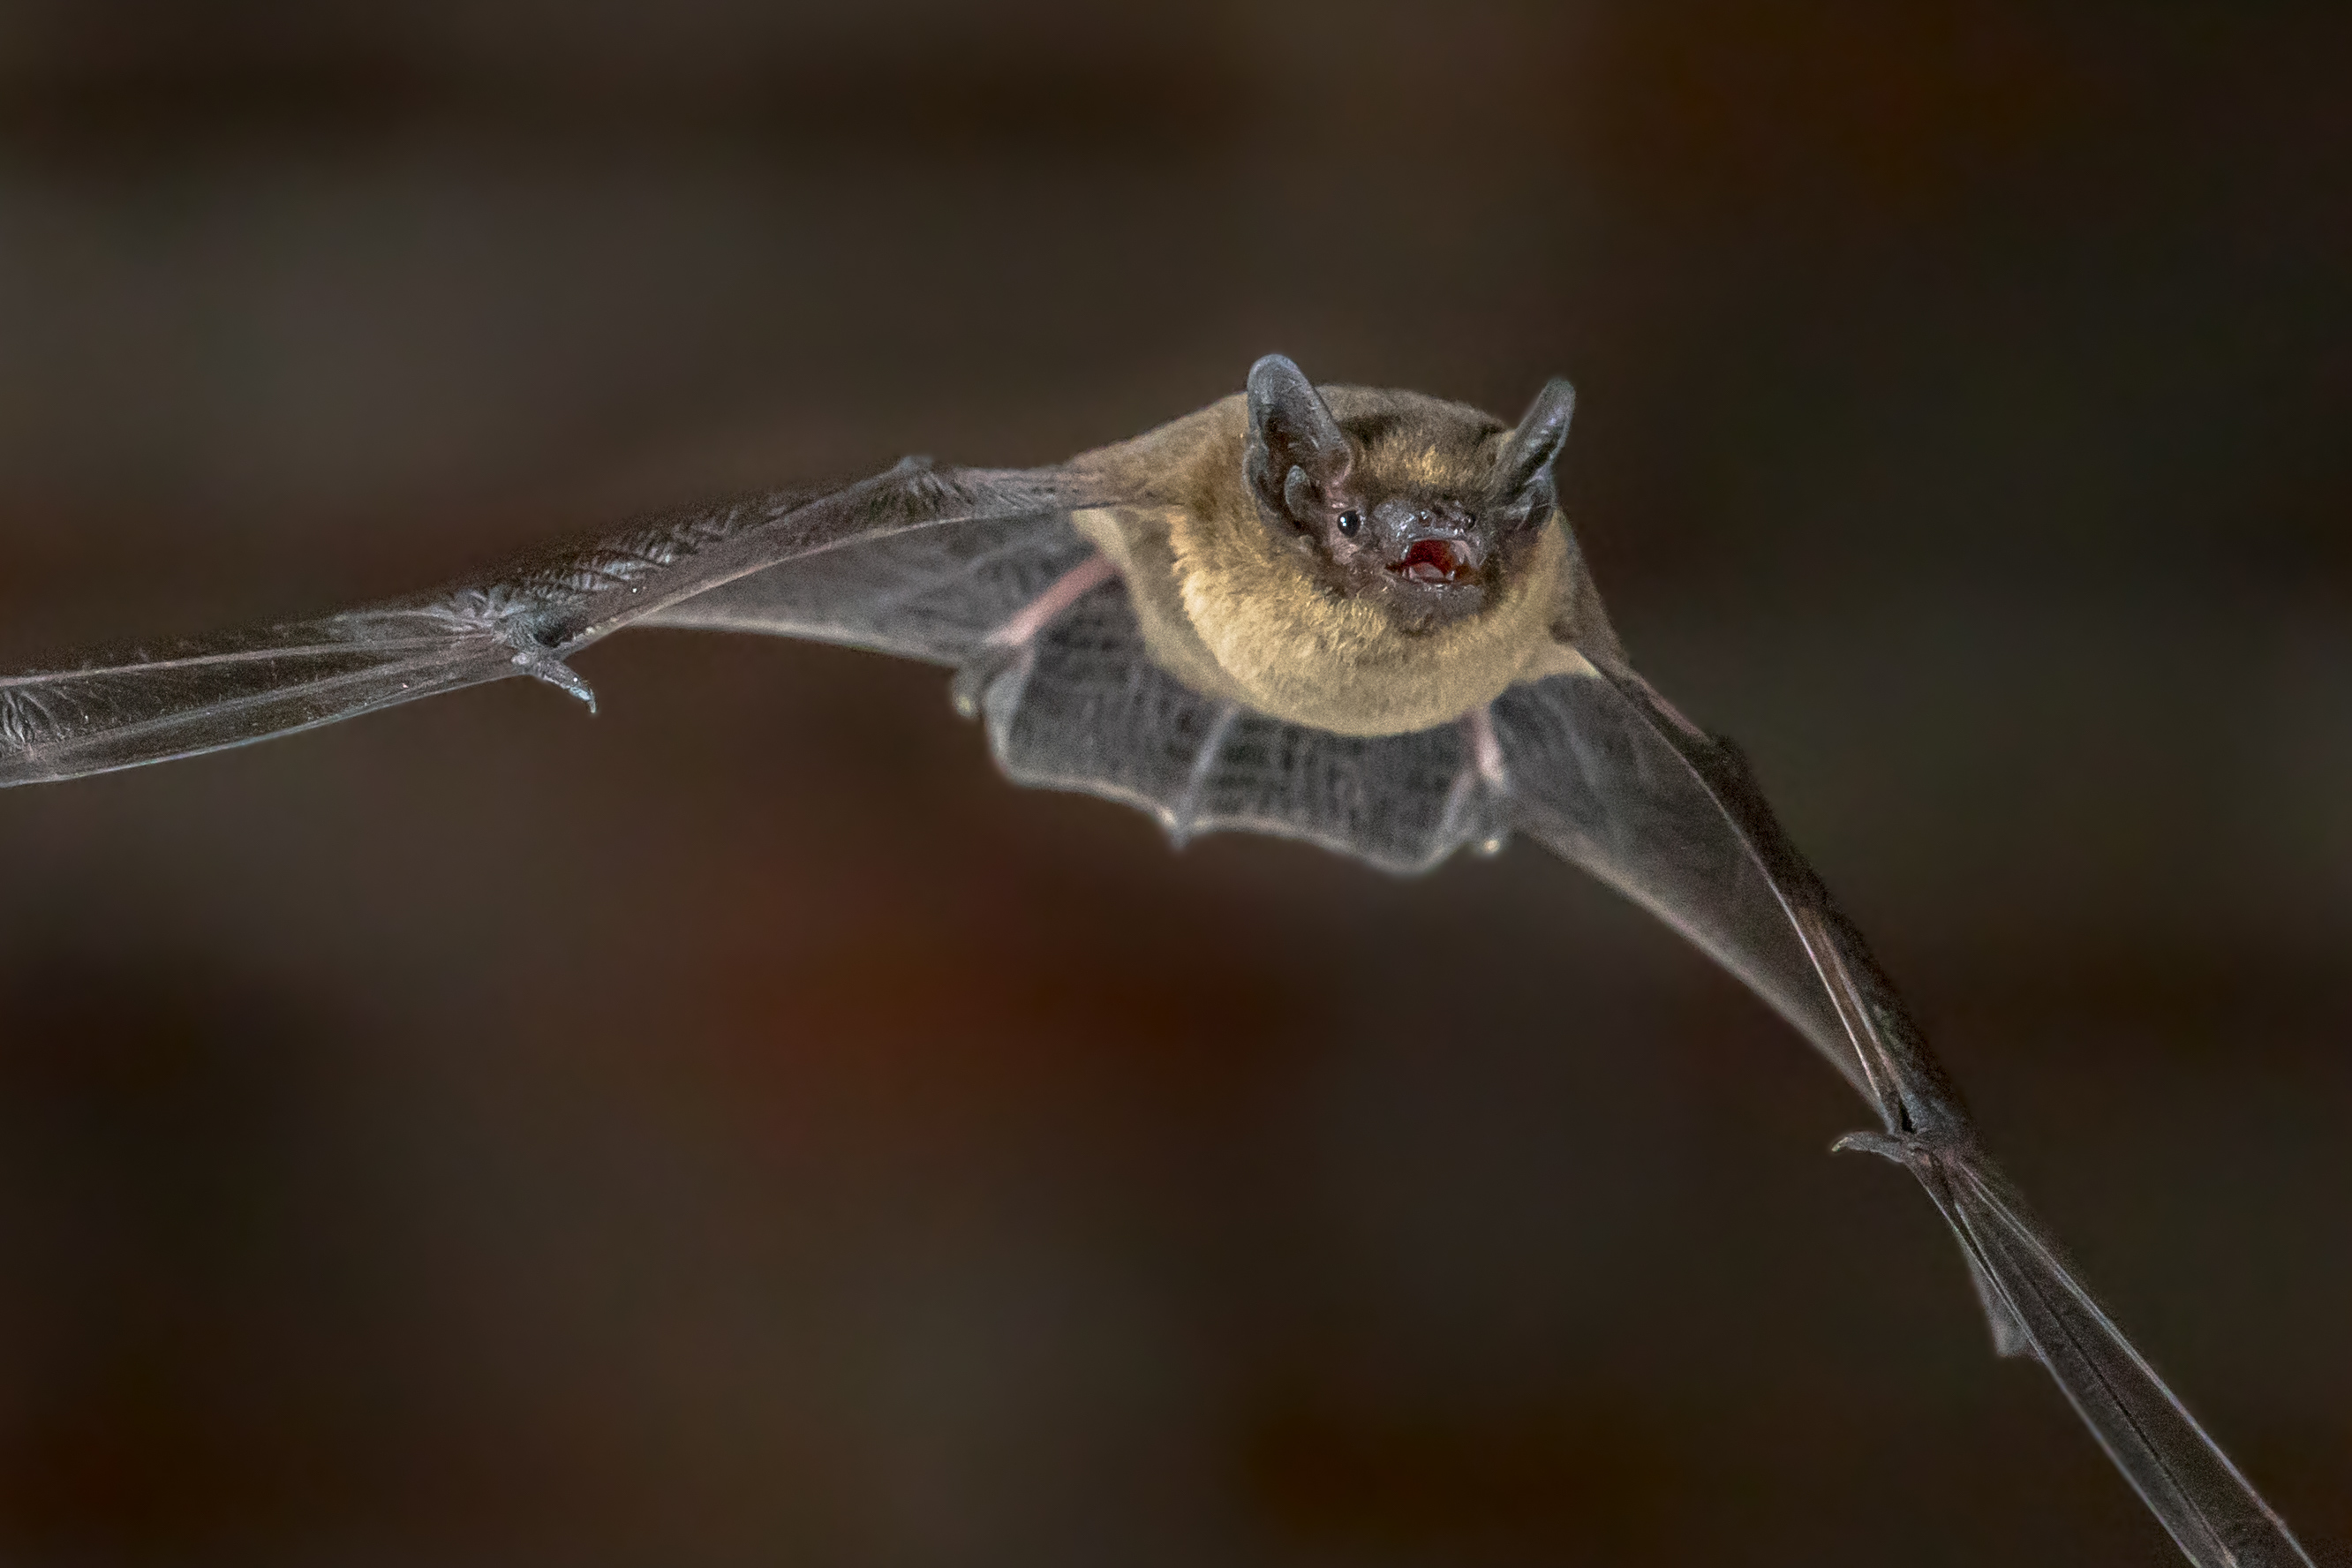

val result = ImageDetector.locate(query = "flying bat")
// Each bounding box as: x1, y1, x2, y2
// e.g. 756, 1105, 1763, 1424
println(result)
0, 355, 2318, 1566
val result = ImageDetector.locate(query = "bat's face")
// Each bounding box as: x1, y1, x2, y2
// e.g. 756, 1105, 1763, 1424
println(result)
1243, 357, 1575, 636
1290, 479, 1534, 635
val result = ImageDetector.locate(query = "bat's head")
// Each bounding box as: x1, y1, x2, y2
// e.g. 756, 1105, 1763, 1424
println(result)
1242, 354, 1574, 634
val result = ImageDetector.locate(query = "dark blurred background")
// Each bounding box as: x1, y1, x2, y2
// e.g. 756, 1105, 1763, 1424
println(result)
0, 3, 2347, 1564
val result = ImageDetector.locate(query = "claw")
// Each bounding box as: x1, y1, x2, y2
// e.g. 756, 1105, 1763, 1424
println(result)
1832, 1128, 2036, 1358
950, 640, 1030, 720
513, 649, 598, 712
1831, 1129, 1932, 1164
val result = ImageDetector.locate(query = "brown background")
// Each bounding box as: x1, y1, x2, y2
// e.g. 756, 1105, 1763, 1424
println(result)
0, 3, 2347, 1564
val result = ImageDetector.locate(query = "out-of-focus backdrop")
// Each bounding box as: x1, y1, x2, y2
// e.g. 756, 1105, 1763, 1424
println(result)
0, 4, 2346, 1564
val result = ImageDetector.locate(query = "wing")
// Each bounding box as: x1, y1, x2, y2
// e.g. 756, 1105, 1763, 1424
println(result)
0, 459, 1115, 788
1489, 655, 2316, 1568
0, 454, 1490, 871
655, 502, 1495, 875
972, 577, 1485, 874
641, 505, 1096, 665
0, 445, 1489, 880
1, 456, 2311, 1563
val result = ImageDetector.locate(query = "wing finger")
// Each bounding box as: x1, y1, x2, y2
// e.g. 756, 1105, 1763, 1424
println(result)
1, 461, 1116, 788
0, 614, 516, 787
1496, 652, 2316, 1567
1851, 1137, 2318, 1568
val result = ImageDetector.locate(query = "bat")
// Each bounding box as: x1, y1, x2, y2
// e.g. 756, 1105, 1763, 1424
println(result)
0, 355, 2317, 1566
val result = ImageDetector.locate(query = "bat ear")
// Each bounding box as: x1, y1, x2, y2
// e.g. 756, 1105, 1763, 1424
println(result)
1493, 376, 1576, 521
1245, 353, 1353, 526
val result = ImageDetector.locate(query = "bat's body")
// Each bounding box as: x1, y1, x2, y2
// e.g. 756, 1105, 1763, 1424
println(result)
0, 358, 2318, 1566
1066, 382, 1592, 735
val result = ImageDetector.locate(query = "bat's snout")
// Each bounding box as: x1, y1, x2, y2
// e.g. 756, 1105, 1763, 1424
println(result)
1371, 498, 1484, 586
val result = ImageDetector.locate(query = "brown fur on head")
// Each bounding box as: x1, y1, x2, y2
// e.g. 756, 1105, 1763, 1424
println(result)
1073, 358, 1586, 736
1241, 356, 1574, 637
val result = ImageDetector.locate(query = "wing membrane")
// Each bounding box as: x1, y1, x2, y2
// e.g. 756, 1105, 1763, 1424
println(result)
1499, 655, 2314, 1568
0, 461, 1112, 788
1489, 667, 1871, 1097
1914, 1146, 2311, 1568
0, 612, 519, 786
980, 584, 1481, 873
643, 511, 1092, 665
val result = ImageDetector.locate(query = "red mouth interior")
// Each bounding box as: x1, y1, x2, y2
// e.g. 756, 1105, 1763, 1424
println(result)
1394, 539, 1471, 584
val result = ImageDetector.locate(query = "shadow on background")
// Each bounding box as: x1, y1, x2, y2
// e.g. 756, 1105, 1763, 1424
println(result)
0, 3, 2347, 1564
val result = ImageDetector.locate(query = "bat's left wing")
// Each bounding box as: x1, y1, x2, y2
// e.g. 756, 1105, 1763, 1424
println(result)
0, 460, 1113, 788
1481, 652, 2317, 1568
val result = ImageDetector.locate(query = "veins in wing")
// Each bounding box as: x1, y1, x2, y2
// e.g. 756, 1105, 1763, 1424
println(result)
949, 552, 1119, 719
0, 680, 66, 753
386, 492, 823, 710
1, 458, 1124, 790
0, 616, 480, 754
1445, 704, 1512, 856
1167, 701, 1241, 844
539, 512, 744, 595
969, 581, 1492, 875
856, 528, 1065, 625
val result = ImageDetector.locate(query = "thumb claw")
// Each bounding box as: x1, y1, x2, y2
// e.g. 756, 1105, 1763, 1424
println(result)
1833, 1129, 1925, 1163
514, 649, 598, 712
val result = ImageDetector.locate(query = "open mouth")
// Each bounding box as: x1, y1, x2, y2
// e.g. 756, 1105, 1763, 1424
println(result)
1391, 538, 1475, 584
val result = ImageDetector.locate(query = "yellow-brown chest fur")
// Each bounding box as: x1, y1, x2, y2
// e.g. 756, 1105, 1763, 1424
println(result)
1167, 501, 1569, 735
1073, 389, 1581, 737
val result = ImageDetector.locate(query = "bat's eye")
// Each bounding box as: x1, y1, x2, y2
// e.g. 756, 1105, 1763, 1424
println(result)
1336, 509, 1362, 539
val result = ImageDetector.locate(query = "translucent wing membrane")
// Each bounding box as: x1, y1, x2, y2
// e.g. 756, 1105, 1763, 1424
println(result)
978, 587, 1486, 873
643, 513, 1489, 871
0, 461, 1112, 788
643, 512, 1094, 664
0, 609, 524, 786
1500, 658, 2315, 1568
1489, 669, 1872, 1097
1888, 1143, 2317, 1568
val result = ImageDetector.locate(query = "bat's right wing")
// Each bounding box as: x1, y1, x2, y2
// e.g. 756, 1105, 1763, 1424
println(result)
1489, 653, 2317, 1568
0, 460, 1116, 788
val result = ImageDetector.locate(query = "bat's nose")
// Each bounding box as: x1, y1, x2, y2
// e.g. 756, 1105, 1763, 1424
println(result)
1370, 497, 1474, 549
